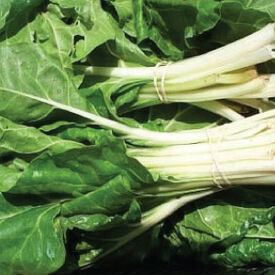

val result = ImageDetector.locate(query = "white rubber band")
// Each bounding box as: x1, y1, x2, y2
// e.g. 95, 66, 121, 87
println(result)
153, 61, 172, 103
206, 127, 231, 188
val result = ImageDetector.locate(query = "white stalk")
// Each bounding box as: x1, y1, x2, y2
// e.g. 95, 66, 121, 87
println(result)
138, 75, 270, 102
140, 68, 258, 93
145, 176, 275, 194
151, 159, 275, 178
194, 44, 275, 82
81, 44, 274, 81
127, 132, 275, 157
238, 74, 275, 98
230, 98, 275, 112
225, 122, 272, 140
191, 101, 244, 121
170, 24, 275, 79
135, 145, 275, 168
126, 115, 275, 146
80, 24, 275, 80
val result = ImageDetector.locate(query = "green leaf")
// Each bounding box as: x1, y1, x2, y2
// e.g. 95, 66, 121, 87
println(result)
3, 0, 116, 70
126, 104, 221, 132
211, 238, 275, 267
0, 166, 21, 192
211, 1, 272, 45
61, 199, 142, 232
112, 0, 221, 58
4, 125, 153, 200
106, 23, 158, 66
0, 42, 90, 123
0, 19, 156, 126
49, 0, 116, 63
163, 188, 275, 267
141, 0, 220, 53
110, 0, 183, 60
61, 213, 126, 232
0, 194, 65, 275
109, 0, 136, 37
0, 0, 44, 32
11, 144, 151, 197
0, 116, 80, 157
61, 175, 138, 216
0, 1, 10, 31
224, 0, 275, 20
46, 0, 156, 66
79, 77, 149, 126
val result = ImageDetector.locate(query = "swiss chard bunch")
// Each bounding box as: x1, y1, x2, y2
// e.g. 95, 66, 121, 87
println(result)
0, 0, 275, 274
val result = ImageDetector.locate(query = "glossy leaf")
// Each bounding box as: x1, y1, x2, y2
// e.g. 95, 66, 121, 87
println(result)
163, 188, 275, 267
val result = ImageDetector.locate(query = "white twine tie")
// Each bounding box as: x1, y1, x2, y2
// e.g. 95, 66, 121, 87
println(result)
153, 61, 173, 103
205, 126, 231, 188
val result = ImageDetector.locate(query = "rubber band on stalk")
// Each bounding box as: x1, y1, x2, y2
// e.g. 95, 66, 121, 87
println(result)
205, 127, 231, 188
153, 61, 173, 103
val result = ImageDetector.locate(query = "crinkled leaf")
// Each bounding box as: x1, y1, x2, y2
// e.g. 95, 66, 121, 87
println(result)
163, 188, 275, 267
224, 0, 275, 20
109, 0, 182, 60
61, 199, 142, 232
48, 0, 156, 65
211, 1, 272, 45
49, 0, 116, 63
109, 0, 136, 37
211, 238, 275, 267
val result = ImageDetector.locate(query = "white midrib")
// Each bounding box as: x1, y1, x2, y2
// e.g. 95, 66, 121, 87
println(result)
0, 86, 149, 137
3, 86, 275, 145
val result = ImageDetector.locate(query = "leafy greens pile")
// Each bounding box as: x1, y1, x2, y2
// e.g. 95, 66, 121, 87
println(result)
0, 0, 275, 274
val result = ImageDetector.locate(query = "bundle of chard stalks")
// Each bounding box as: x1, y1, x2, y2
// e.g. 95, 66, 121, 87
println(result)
72, 24, 275, 190
129, 110, 275, 188
71, 24, 275, 266
80, 23, 275, 121
2, 1, 275, 273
